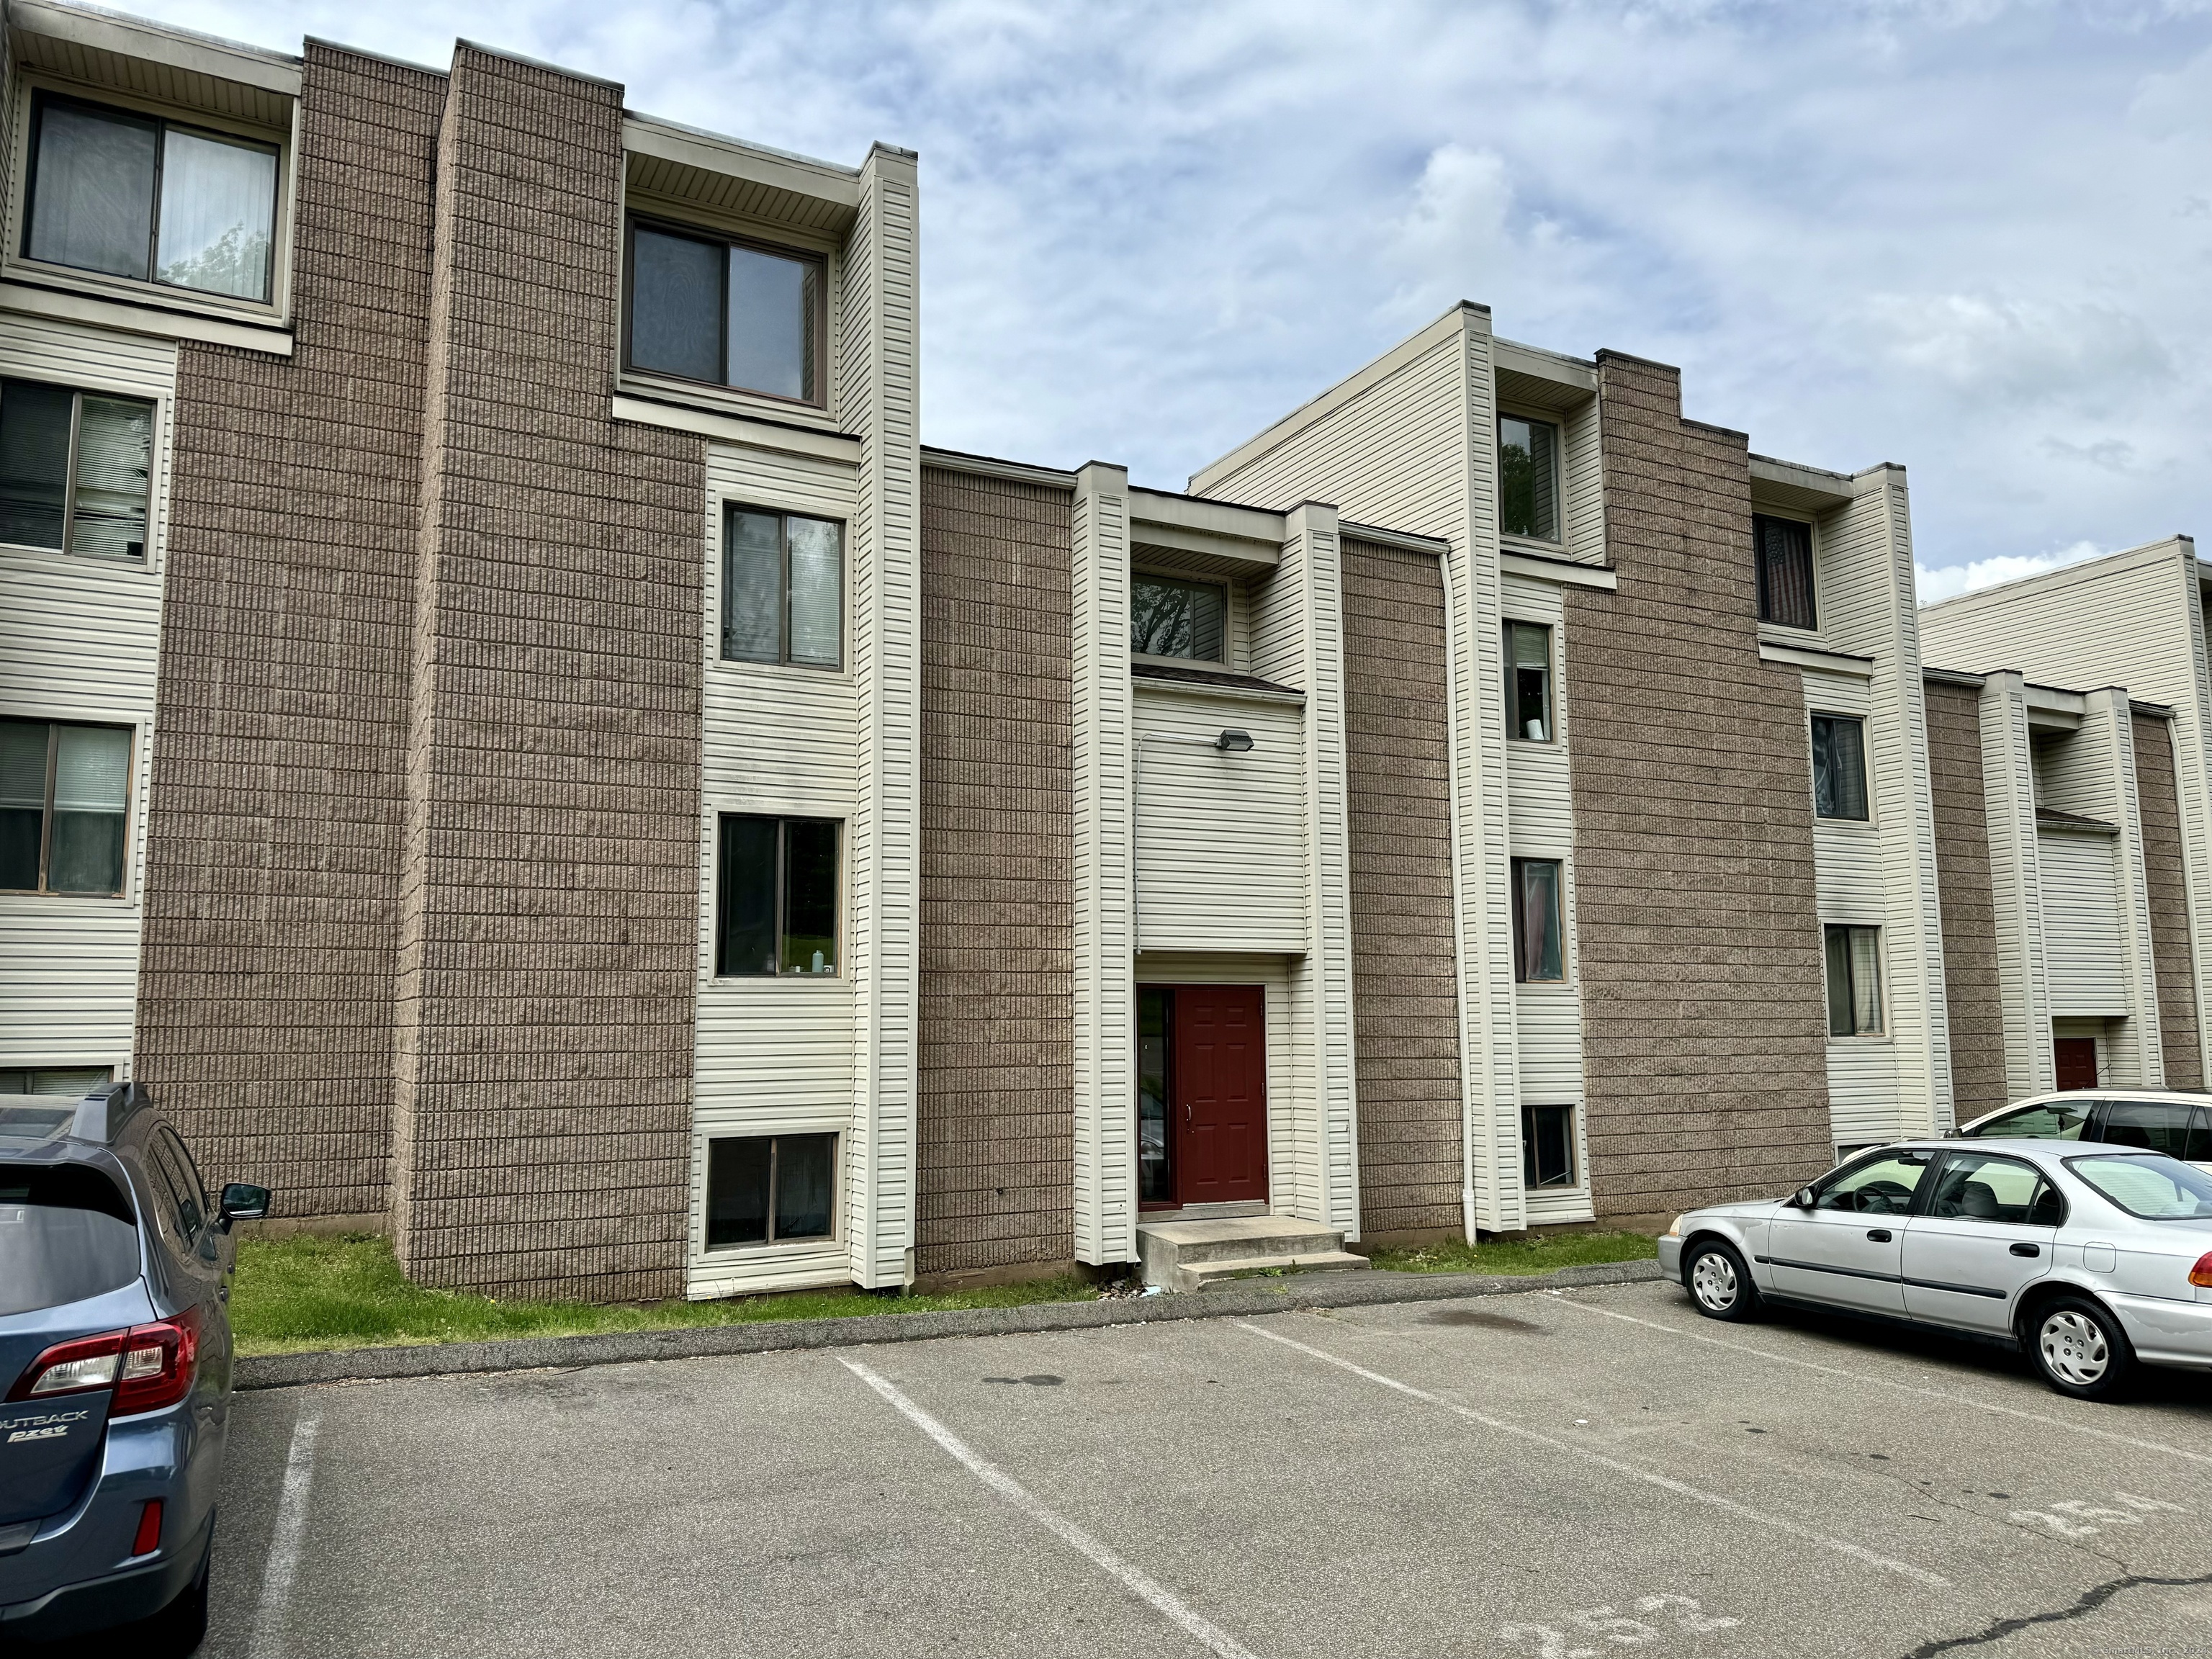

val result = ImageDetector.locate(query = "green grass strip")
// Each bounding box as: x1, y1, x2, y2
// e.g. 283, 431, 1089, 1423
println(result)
1363, 1230, 1658, 1277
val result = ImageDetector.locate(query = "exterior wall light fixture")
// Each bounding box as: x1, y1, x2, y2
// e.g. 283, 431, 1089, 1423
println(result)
1213, 729, 1254, 753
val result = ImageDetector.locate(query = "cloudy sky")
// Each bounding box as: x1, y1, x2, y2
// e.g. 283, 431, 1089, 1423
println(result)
127, 0, 2212, 600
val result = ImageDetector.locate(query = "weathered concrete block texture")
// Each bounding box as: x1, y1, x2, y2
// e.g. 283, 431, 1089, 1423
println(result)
1564, 353, 1833, 1215
914, 467, 1077, 1279
1341, 536, 1465, 1241
135, 46, 446, 1221
392, 48, 703, 1298
1924, 680, 2009, 1122
2133, 711, 2203, 1089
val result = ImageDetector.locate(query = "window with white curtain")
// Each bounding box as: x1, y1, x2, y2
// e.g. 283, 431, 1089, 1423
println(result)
1824, 924, 1883, 1036
1, 720, 132, 895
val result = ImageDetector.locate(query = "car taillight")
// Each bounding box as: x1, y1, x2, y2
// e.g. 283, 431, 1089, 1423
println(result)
2191, 1251, 2212, 1289
7, 1305, 201, 1414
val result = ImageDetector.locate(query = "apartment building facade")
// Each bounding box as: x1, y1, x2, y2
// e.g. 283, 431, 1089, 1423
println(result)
4, 1, 2180, 1302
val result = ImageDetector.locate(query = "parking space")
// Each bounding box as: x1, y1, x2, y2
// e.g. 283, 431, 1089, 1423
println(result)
200, 1280, 2212, 1659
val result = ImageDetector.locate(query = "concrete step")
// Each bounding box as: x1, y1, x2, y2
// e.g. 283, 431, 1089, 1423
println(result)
1136, 1215, 1363, 1289
1182, 1250, 1372, 1292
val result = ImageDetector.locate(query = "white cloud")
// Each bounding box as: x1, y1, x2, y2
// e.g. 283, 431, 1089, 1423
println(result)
1916, 541, 2108, 605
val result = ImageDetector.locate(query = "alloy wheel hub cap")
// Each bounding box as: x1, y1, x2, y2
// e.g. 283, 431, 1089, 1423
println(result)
1693, 1253, 1737, 1310
2040, 1311, 2109, 1385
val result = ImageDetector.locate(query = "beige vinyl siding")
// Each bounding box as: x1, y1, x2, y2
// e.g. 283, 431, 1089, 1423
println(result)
1503, 573, 1589, 1222
689, 440, 861, 1297
1562, 394, 1605, 567
1977, 674, 2056, 1097
0, 316, 177, 1079
2040, 831, 2128, 1017
1133, 688, 1306, 953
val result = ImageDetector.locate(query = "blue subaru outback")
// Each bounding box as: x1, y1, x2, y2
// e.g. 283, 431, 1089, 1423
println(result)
0, 1084, 268, 1653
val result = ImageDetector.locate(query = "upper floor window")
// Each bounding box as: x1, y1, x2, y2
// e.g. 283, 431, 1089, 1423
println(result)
1, 719, 131, 896
1511, 857, 1564, 984
1505, 621, 1553, 742
1131, 573, 1226, 662
716, 814, 839, 977
724, 507, 842, 668
626, 218, 824, 405
1824, 924, 1882, 1037
25, 92, 278, 303
0, 378, 155, 560
1498, 415, 1560, 542
1755, 514, 1815, 630
1810, 714, 1869, 821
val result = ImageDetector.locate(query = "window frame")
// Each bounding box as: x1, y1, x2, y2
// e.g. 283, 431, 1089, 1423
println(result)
1, 719, 135, 898
1503, 619, 1555, 744
1925, 1149, 2066, 1228
14, 84, 288, 316
1754, 512, 1818, 631
622, 212, 830, 410
1521, 1102, 1578, 1190
701, 1131, 840, 1252
1822, 922, 1884, 1038
1808, 711, 1871, 823
719, 503, 845, 671
1129, 570, 1231, 666
1496, 409, 1563, 546
0, 375, 160, 563
1510, 855, 1567, 985
713, 812, 842, 979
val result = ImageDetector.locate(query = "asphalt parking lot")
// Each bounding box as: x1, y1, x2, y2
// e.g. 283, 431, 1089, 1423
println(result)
196, 1278, 2212, 1659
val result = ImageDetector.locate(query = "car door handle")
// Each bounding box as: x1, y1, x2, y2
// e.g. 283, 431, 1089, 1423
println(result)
1866, 1228, 1892, 1243
2009, 1242, 2040, 1258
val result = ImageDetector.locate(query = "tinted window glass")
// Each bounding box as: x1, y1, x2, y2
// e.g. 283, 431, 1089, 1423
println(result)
2098, 1100, 2195, 1158
1498, 415, 1559, 540
705, 1136, 769, 1247
2067, 1156, 2212, 1220
1927, 1151, 2055, 1224
0, 377, 73, 549
774, 1134, 835, 1240
1815, 1151, 1928, 1214
0, 1163, 139, 1316
1130, 575, 1227, 661
629, 227, 723, 383
1972, 1100, 2091, 1141
727, 243, 813, 402
27, 99, 158, 279
2186, 1107, 2211, 1164
715, 814, 778, 977
781, 819, 837, 975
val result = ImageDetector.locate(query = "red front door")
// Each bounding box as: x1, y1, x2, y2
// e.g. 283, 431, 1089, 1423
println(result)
1171, 985, 1268, 1204
2054, 1038, 2098, 1092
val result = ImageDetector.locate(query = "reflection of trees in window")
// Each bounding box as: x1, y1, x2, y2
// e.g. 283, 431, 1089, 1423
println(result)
1130, 574, 1226, 661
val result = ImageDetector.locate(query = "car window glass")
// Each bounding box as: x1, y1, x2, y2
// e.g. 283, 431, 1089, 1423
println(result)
2065, 1156, 2212, 1220
0, 1162, 140, 1316
1977, 1102, 2090, 1141
1927, 1152, 2055, 1224
138, 1140, 195, 1248
154, 1125, 206, 1235
1815, 1152, 1930, 1215
2187, 1107, 2212, 1165
2098, 1100, 2194, 1157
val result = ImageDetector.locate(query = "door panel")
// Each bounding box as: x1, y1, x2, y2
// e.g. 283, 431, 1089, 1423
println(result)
1901, 1152, 2056, 1333
1172, 985, 1267, 1205
2053, 1038, 2098, 1091
1763, 1151, 1931, 1315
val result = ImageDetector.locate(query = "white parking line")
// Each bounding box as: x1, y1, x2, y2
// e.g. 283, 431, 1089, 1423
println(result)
248, 1406, 322, 1659
1547, 1292, 2212, 1469
1236, 1320, 1951, 1591
839, 1358, 1262, 1659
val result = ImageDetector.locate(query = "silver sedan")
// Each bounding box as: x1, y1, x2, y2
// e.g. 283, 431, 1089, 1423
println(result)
1656, 1139, 2212, 1401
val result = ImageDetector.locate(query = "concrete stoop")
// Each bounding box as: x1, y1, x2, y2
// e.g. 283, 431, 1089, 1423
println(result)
1136, 1216, 1371, 1292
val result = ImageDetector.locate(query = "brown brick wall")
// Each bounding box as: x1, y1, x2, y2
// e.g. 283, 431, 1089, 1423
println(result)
390, 48, 703, 1298
1563, 353, 1832, 1216
135, 45, 444, 1220
1924, 680, 2009, 1121
1340, 536, 1464, 1240
914, 467, 1076, 1280
2133, 710, 2203, 1089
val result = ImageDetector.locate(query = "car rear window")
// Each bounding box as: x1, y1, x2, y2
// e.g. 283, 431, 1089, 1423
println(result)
0, 1164, 140, 1317
2065, 1155, 2212, 1220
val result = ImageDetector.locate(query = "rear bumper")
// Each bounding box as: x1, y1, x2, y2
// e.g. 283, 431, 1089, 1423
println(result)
0, 1506, 208, 1642
2107, 1291, 2212, 1372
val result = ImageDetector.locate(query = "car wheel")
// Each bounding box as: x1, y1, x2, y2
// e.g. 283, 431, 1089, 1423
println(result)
2028, 1295, 2135, 1402
1683, 1238, 1761, 1323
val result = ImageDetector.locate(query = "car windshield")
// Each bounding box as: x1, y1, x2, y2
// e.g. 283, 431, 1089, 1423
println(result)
0, 1163, 140, 1317
2064, 1155, 2212, 1221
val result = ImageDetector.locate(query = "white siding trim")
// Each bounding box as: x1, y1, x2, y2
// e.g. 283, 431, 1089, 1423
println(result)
1979, 673, 2055, 1097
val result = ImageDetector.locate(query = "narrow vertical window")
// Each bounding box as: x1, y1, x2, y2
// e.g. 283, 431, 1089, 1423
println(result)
1505, 621, 1553, 742
706, 1133, 837, 1248
0, 719, 131, 895
1130, 574, 1228, 662
721, 507, 843, 669
716, 815, 840, 976
1511, 858, 1565, 984
1498, 415, 1560, 541
1522, 1104, 1576, 1188
626, 217, 824, 404
1138, 986, 1173, 1203
1824, 925, 1883, 1036
1755, 514, 1816, 629
1809, 714, 1869, 821
0, 379, 154, 560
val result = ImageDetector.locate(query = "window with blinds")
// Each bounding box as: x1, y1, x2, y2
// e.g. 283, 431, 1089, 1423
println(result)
1, 720, 132, 895
722, 506, 842, 669
0, 378, 155, 560
1755, 514, 1816, 629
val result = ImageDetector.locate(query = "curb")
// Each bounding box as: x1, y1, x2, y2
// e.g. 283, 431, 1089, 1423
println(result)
234, 1257, 1667, 1390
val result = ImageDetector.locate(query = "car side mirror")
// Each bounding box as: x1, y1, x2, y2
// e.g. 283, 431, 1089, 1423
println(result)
1792, 1187, 1817, 1210
218, 1183, 272, 1231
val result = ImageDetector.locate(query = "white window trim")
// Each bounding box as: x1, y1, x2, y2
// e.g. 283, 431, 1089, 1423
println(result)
696, 1130, 844, 1256
1497, 403, 1568, 551
1807, 708, 1879, 831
